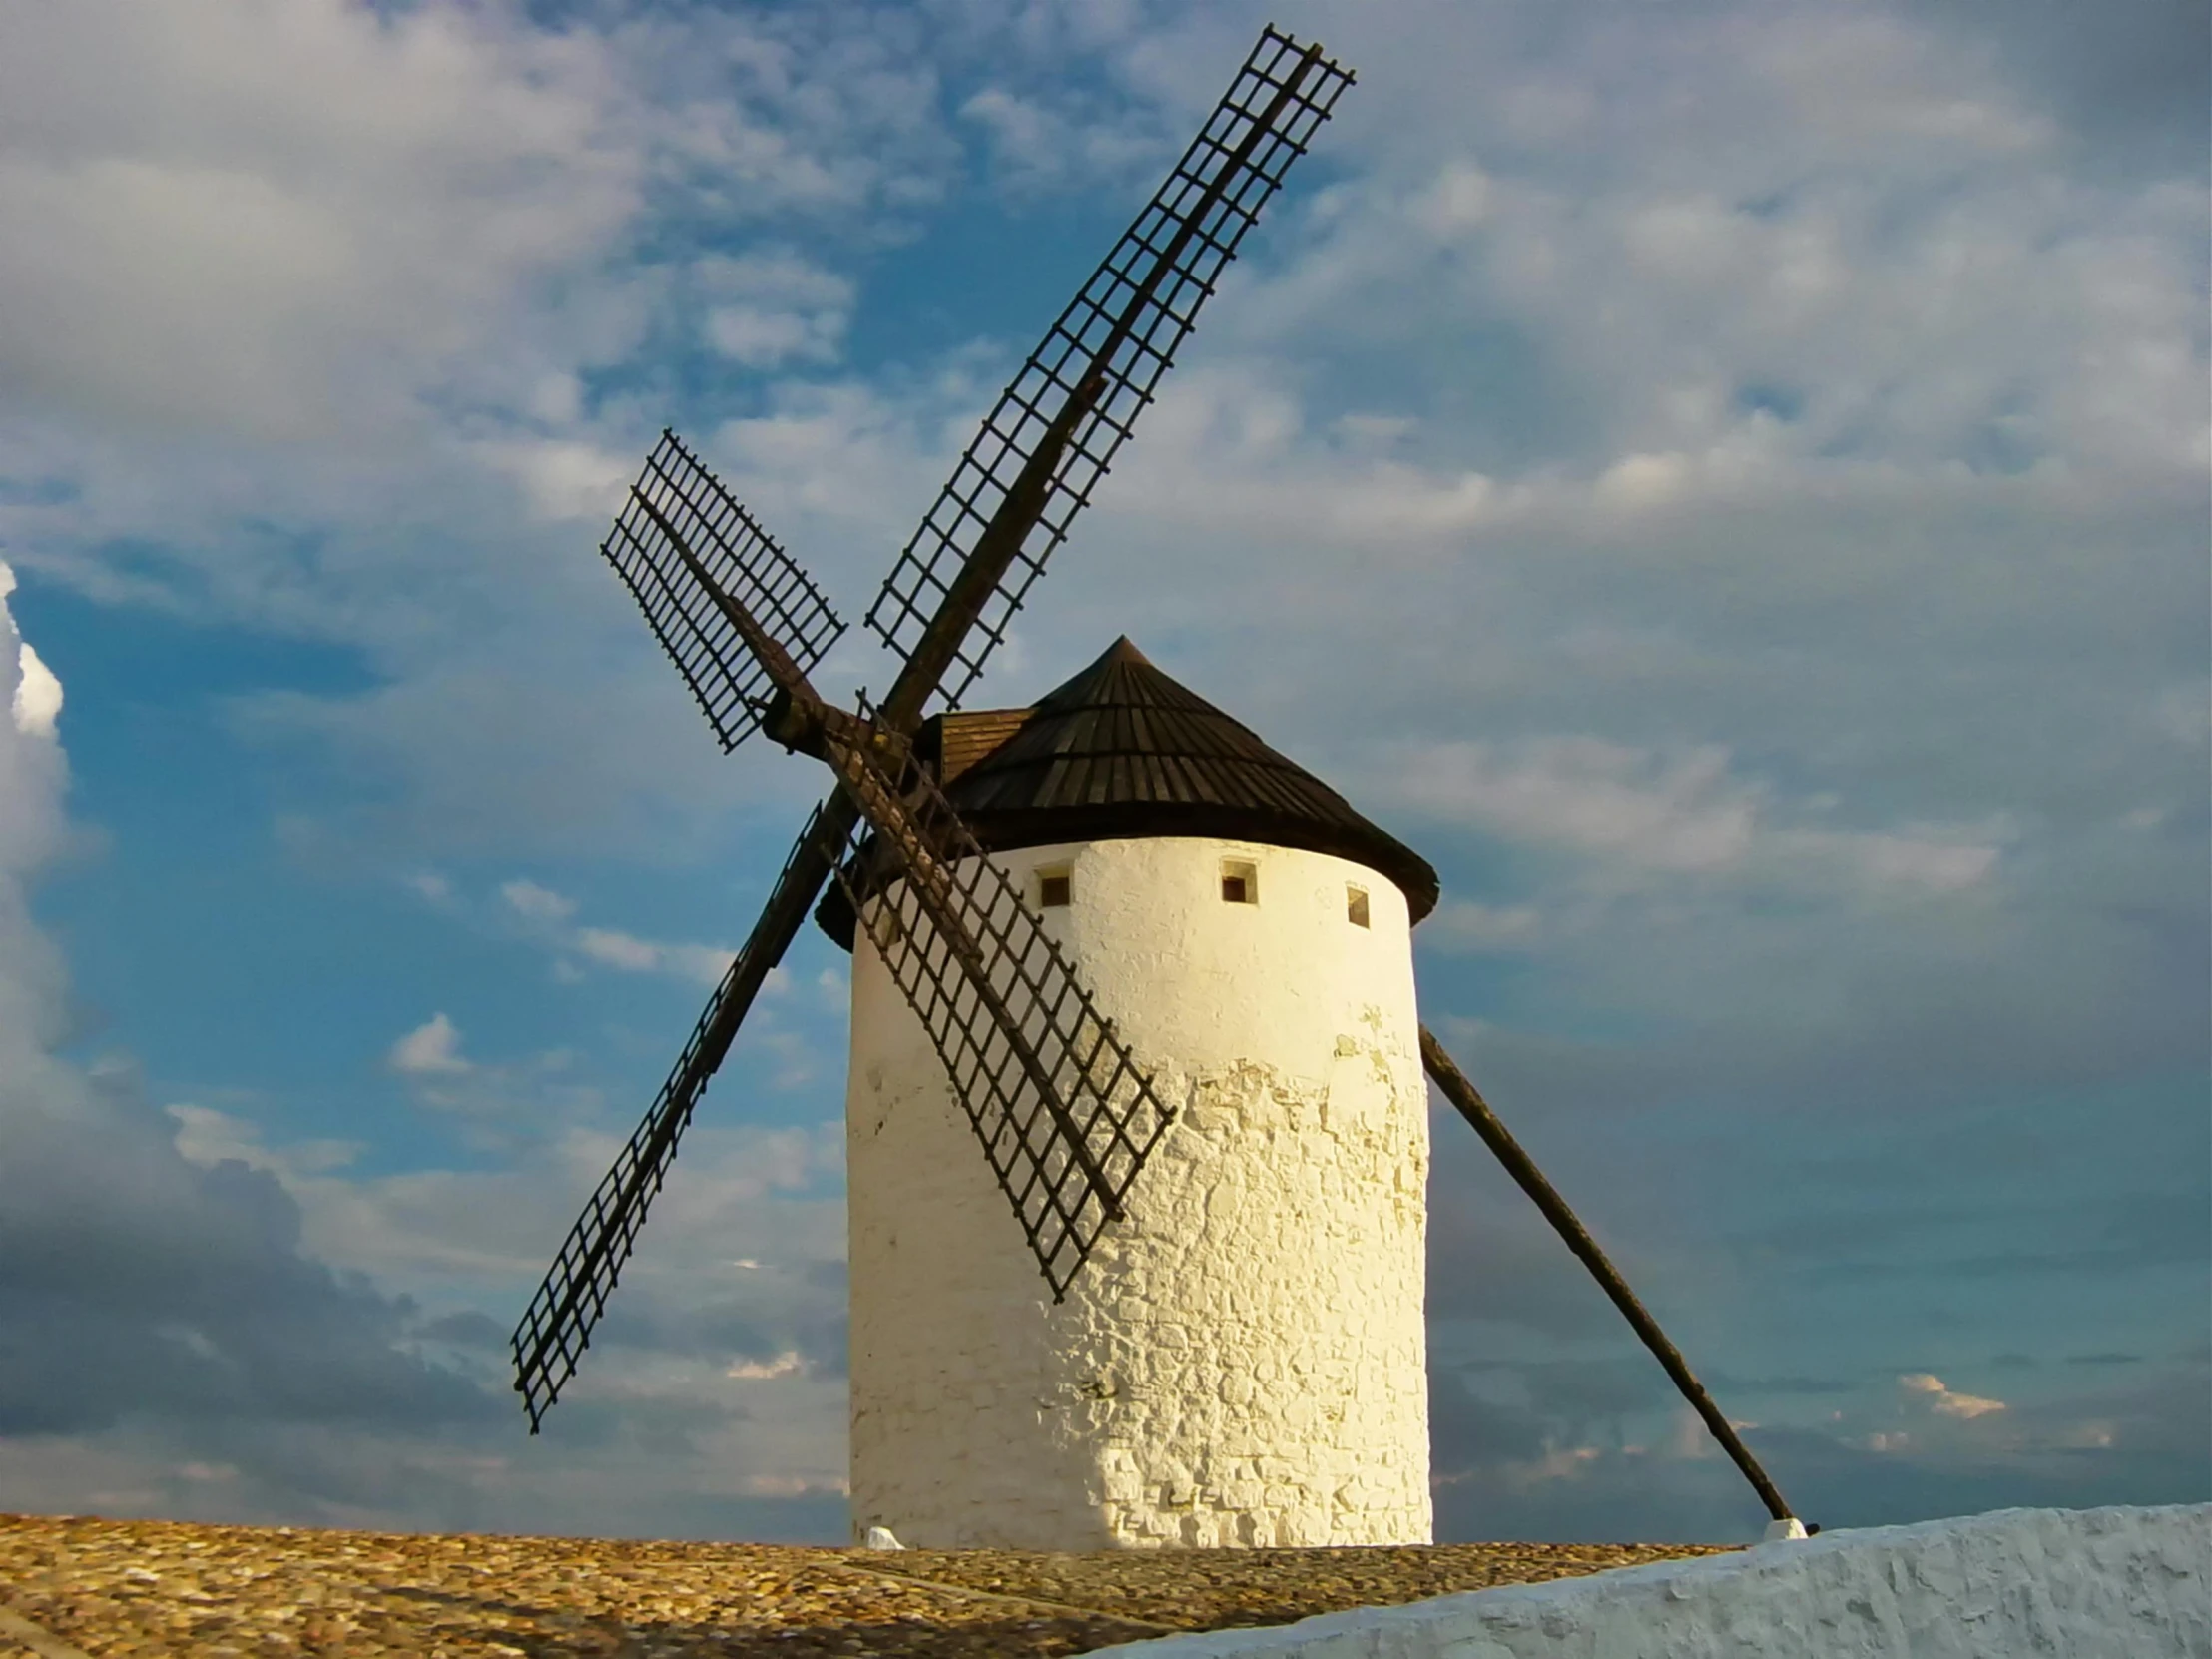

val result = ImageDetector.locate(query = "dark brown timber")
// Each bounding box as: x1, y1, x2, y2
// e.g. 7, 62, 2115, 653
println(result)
516, 25, 1350, 1429
510, 792, 856, 1429
1418, 1025, 1797, 1524
872, 41, 1327, 735
823, 736, 1123, 1217
635, 489, 1120, 1214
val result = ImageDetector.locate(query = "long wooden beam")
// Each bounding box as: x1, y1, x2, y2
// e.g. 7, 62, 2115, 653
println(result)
1418, 1025, 1797, 1525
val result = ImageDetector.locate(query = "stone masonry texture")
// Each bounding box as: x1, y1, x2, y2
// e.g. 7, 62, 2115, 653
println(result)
845, 837, 1432, 1550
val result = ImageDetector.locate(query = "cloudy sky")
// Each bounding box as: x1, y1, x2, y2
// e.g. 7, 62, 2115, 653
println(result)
0, 0, 2204, 1547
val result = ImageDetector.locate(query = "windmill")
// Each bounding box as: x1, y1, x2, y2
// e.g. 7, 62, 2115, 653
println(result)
511, 25, 1802, 1550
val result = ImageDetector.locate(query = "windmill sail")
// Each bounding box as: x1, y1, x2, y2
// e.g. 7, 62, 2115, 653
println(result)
612, 489, 1176, 1282
865, 26, 1354, 717
510, 796, 859, 1430
514, 24, 1354, 1430
601, 430, 846, 752
830, 717, 1177, 1298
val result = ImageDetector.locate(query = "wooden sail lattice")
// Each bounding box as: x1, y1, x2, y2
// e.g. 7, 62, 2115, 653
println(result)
864, 26, 1354, 714
830, 713, 1177, 1298
601, 430, 846, 752
510, 799, 853, 1429
511, 24, 1349, 1430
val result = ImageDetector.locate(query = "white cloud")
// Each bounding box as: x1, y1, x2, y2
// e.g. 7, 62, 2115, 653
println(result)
1193, 4, 2208, 489
573, 926, 661, 973
491, 877, 743, 990
159, 1090, 851, 1501
726, 1350, 805, 1381
0, 564, 72, 1057
500, 878, 578, 923
167, 1103, 361, 1180
1751, 10, 2053, 158
699, 251, 853, 368
388, 1013, 473, 1077
456, 874, 761, 997
956, 81, 1166, 195
1899, 1372, 2008, 1420
471, 439, 638, 524
572, 927, 736, 989
1384, 736, 2006, 894
1411, 160, 1493, 241
1400, 739, 1758, 873
0, 0, 641, 441
1, 563, 62, 742
11, 642, 61, 740
0, 572, 538, 1537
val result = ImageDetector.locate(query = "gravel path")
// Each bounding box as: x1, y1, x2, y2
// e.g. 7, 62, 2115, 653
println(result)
0, 1511, 1737, 1657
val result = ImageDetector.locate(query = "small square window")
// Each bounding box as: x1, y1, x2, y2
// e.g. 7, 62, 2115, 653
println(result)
1221, 858, 1259, 904
1039, 868, 1072, 908
1347, 885, 1371, 928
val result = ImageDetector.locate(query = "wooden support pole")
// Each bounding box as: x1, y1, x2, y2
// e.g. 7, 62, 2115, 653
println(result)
1418, 1025, 1797, 1525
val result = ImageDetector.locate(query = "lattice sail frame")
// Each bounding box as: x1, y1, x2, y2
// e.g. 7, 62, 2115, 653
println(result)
864, 26, 1354, 713
830, 715, 1179, 1299
516, 24, 1356, 1429
602, 431, 846, 752
510, 803, 843, 1430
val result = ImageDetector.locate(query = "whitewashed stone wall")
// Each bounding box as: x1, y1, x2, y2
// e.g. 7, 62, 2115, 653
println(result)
1085, 1505, 2212, 1659
845, 836, 1431, 1550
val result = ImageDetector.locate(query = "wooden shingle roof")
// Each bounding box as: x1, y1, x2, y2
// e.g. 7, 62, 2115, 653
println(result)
819, 637, 1438, 947
957, 636, 1437, 903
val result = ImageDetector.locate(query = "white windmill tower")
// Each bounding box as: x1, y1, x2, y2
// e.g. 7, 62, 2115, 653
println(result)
510, 26, 1805, 1551
830, 637, 1440, 1548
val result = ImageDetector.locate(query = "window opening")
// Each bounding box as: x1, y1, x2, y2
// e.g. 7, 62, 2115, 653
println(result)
1221, 858, 1259, 905
1347, 885, 1370, 928
1038, 866, 1072, 908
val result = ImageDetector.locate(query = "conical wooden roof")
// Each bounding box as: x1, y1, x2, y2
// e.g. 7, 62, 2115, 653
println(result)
819, 638, 1437, 948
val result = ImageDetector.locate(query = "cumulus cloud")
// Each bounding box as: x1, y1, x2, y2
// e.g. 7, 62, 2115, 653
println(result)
5, 563, 62, 741
1899, 1372, 2008, 1420
389, 1013, 474, 1078
0, 563, 74, 1049
0, 573, 506, 1522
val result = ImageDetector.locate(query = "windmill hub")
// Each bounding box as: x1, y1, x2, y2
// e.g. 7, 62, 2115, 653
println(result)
839, 637, 1438, 1549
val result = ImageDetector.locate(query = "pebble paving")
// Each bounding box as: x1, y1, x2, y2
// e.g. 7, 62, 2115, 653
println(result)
0, 1512, 1737, 1657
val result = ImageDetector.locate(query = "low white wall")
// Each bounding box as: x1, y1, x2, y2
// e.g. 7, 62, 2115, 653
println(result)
1088, 1505, 2211, 1659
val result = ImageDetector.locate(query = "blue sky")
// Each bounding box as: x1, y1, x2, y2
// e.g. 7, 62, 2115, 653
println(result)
0, 0, 2204, 1545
